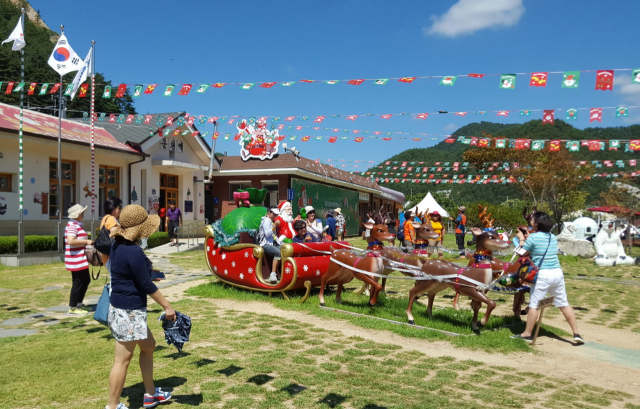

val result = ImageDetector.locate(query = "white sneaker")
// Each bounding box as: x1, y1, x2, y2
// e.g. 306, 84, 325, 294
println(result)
105, 403, 129, 409
269, 272, 278, 282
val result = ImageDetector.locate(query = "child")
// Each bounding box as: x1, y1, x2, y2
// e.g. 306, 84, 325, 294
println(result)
293, 220, 313, 243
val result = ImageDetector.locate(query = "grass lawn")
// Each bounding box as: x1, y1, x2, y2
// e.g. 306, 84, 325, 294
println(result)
1, 298, 637, 409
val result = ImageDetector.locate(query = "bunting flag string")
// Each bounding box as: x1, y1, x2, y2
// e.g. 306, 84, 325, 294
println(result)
4, 67, 639, 95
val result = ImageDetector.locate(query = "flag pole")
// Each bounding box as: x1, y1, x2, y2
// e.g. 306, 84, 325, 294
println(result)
90, 40, 95, 232
17, 7, 25, 255
57, 25, 64, 252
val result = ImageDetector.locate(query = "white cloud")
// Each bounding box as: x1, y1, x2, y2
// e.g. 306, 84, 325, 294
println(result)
444, 123, 458, 131
614, 74, 640, 123
426, 0, 525, 38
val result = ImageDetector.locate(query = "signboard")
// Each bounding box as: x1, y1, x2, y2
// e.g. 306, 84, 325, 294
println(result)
358, 192, 369, 201
287, 189, 295, 201
184, 200, 193, 213
537, 296, 554, 308
213, 197, 219, 204
291, 178, 359, 235
237, 118, 280, 161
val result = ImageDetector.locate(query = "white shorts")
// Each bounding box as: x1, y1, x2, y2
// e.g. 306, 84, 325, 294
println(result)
529, 268, 569, 308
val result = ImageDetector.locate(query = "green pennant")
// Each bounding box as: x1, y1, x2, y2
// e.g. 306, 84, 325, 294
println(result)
476, 111, 487, 115
324, 80, 340, 85
373, 79, 389, 85
241, 83, 255, 90
440, 76, 457, 86
519, 110, 531, 116
566, 109, 578, 120
99, 113, 106, 122
281, 82, 296, 86
164, 128, 171, 136
156, 116, 164, 126
135, 115, 144, 124
531, 140, 544, 151
39, 83, 49, 95
148, 128, 154, 137
289, 136, 297, 140
117, 114, 125, 124
12, 82, 25, 93
133, 85, 143, 97
632, 69, 640, 84
499, 74, 516, 89
561, 71, 580, 88
163, 85, 175, 96
495, 139, 506, 148
82, 112, 88, 121
63, 84, 74, 96
616, 107, 628, 117
224, 133, 230, 140
181, 130, 190, 135
196, 84, 210, 93
567, 141, 580, 152
102, 85, 111, 98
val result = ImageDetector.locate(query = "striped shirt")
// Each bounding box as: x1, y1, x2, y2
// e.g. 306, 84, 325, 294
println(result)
522, 232, 560, 270
65, 220, 89, 271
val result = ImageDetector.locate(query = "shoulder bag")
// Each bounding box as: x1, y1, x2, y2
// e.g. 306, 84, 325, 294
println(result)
95, 216, 116, 255
93, 243, 114, 326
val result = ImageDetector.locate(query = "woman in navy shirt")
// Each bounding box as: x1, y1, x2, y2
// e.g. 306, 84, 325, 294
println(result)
106, 205, 175, 409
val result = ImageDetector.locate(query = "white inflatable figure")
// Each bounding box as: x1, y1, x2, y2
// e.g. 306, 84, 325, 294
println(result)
557, 224, 578, 241
594, 222, 639, 266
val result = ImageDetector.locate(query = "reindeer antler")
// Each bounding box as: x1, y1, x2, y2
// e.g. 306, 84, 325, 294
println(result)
478, 205, 494, 228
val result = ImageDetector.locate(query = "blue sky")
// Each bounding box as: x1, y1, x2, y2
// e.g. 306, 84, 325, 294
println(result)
29, 0, 640, 170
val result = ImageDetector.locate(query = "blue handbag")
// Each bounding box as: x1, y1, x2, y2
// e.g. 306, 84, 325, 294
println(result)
93, 282, 110, 325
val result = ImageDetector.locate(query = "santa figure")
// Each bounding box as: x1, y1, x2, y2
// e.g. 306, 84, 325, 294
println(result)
594, 222, 640, 266
298, 186, 312, 209
274, 201, 296, 242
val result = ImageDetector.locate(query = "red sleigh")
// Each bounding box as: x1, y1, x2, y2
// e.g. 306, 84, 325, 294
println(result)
204, 226, 350, 301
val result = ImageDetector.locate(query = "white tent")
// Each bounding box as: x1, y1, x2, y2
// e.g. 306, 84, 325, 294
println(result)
407, 192, 449, 218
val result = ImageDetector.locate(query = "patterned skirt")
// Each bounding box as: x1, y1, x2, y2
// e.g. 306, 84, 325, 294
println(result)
107, 305, 148, 342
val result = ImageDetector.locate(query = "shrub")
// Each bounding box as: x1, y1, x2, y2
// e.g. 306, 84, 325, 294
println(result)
146, 232, 169, 248
0, 235, 58, 254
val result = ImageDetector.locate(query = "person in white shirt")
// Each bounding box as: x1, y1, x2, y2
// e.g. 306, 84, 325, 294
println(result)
257, 206, 282, 282
304, 205, 323, 242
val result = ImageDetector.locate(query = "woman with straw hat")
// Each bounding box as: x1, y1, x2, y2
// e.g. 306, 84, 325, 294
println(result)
65, 203, 94, 316
106, 205, 175, 409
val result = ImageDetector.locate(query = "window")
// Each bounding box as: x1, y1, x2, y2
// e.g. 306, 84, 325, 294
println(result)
98, 166, 120, 216
229, 182, 251, 201
49, 160, 76, 218
262, 181, 279, 207
160, 174, 178, 188
0, 173, 12, 192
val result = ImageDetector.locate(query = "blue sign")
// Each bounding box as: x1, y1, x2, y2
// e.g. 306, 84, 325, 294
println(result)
23, 209, 28, 216
213, 197, 219, 204
30, 178, 35, 184
287, 189, 294, 201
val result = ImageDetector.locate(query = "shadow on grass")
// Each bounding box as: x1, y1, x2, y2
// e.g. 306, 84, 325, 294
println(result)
281, 383, 306, 396
85, 327, 105, 334
165, 351, 191, 360
247, 374, 274, 385
217, 365, 243, 377
173, 393, 204, 406
318, 393, 347, 408
121, 376, 187, 407
192, 358, 216, 368
362, 405, 389, 409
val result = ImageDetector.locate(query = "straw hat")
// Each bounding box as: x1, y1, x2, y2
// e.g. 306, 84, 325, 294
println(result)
110, 205, 160, 242
68, 204, 87, 219
334, 207, 342, 214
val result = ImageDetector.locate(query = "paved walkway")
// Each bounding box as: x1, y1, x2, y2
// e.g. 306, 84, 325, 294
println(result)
147, 237, 205, 255
0, 254, 209, 338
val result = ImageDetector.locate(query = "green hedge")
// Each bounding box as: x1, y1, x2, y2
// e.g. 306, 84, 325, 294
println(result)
146, 232, 169, 249
0, 235, 58, 254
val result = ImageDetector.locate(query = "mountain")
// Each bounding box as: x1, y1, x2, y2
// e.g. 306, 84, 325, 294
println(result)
0, 0, 136, 116
374, 119, 639, 205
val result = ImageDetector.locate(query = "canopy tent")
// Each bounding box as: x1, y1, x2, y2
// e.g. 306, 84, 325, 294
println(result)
587, 206, 640, 216
407, 192, 449, 218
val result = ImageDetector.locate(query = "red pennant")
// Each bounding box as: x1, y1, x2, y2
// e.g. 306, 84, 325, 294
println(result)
515, 139, 526, 149
382, 138, 392, 141
144, 115, 152, 124
260, 82, 277, 88
125, 114, 134, 124
354, 137, 364, 142
109, 114, 116, 123
277, 124, 284, 130
549, 140, 560, 151
416, 113, 429, 120
630, 160, 637, 166
581, 140, 590, 147
328, 136, 337, 143
314, 116, 325, 123
478, 138, 490, 147
589, 108, 602, 122
373, 131, 382, 135
295, 126, 302, 130
412, 138, 421, 141
352, 130, 360, 134
27, 82, 37, 95
497, 111, 509, 117
629, 141, 640, 151
178, 84, 192, 95
300, 79, 314, 83
173, 129, 180, 136
398, 77, 417, 83
380, 114, 393, 119
277, 135, 286, 141
347, 79, 364, 85
144, 84, 157, 94
302, 136, 310, 142
595, 70, 614, 91
455, 112, 467, 117
187, 117, 196, 125
192, 131, 200, 137
468, 73, 484, 78
233, 133, 241, 141
542, 109, 554, 124
212, 83, 226, 88
115, 84, 127, 97
589, 140, 600, 151
4, 82, 15, 94
444, 138, 455, 143
49, 83, 61, 94
207, 117, 218, 123
166, 117, 174, 126
529, 72, 548, 87
470, 137, 478, 146
285, 117, 295, 121
346, 115, 358, 121
213, 132, 220, 140
79, 83, 89, 97
227, 119, 235, 125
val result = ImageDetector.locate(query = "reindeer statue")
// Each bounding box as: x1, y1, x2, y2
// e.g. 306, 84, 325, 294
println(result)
405, 231, 511, 330
319, 223, 395, 307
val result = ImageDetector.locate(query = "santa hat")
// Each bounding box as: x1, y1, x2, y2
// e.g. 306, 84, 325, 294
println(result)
278, 201, 291, 212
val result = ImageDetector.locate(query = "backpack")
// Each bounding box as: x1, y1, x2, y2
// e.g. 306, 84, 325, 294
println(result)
397, 221, 407, 242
